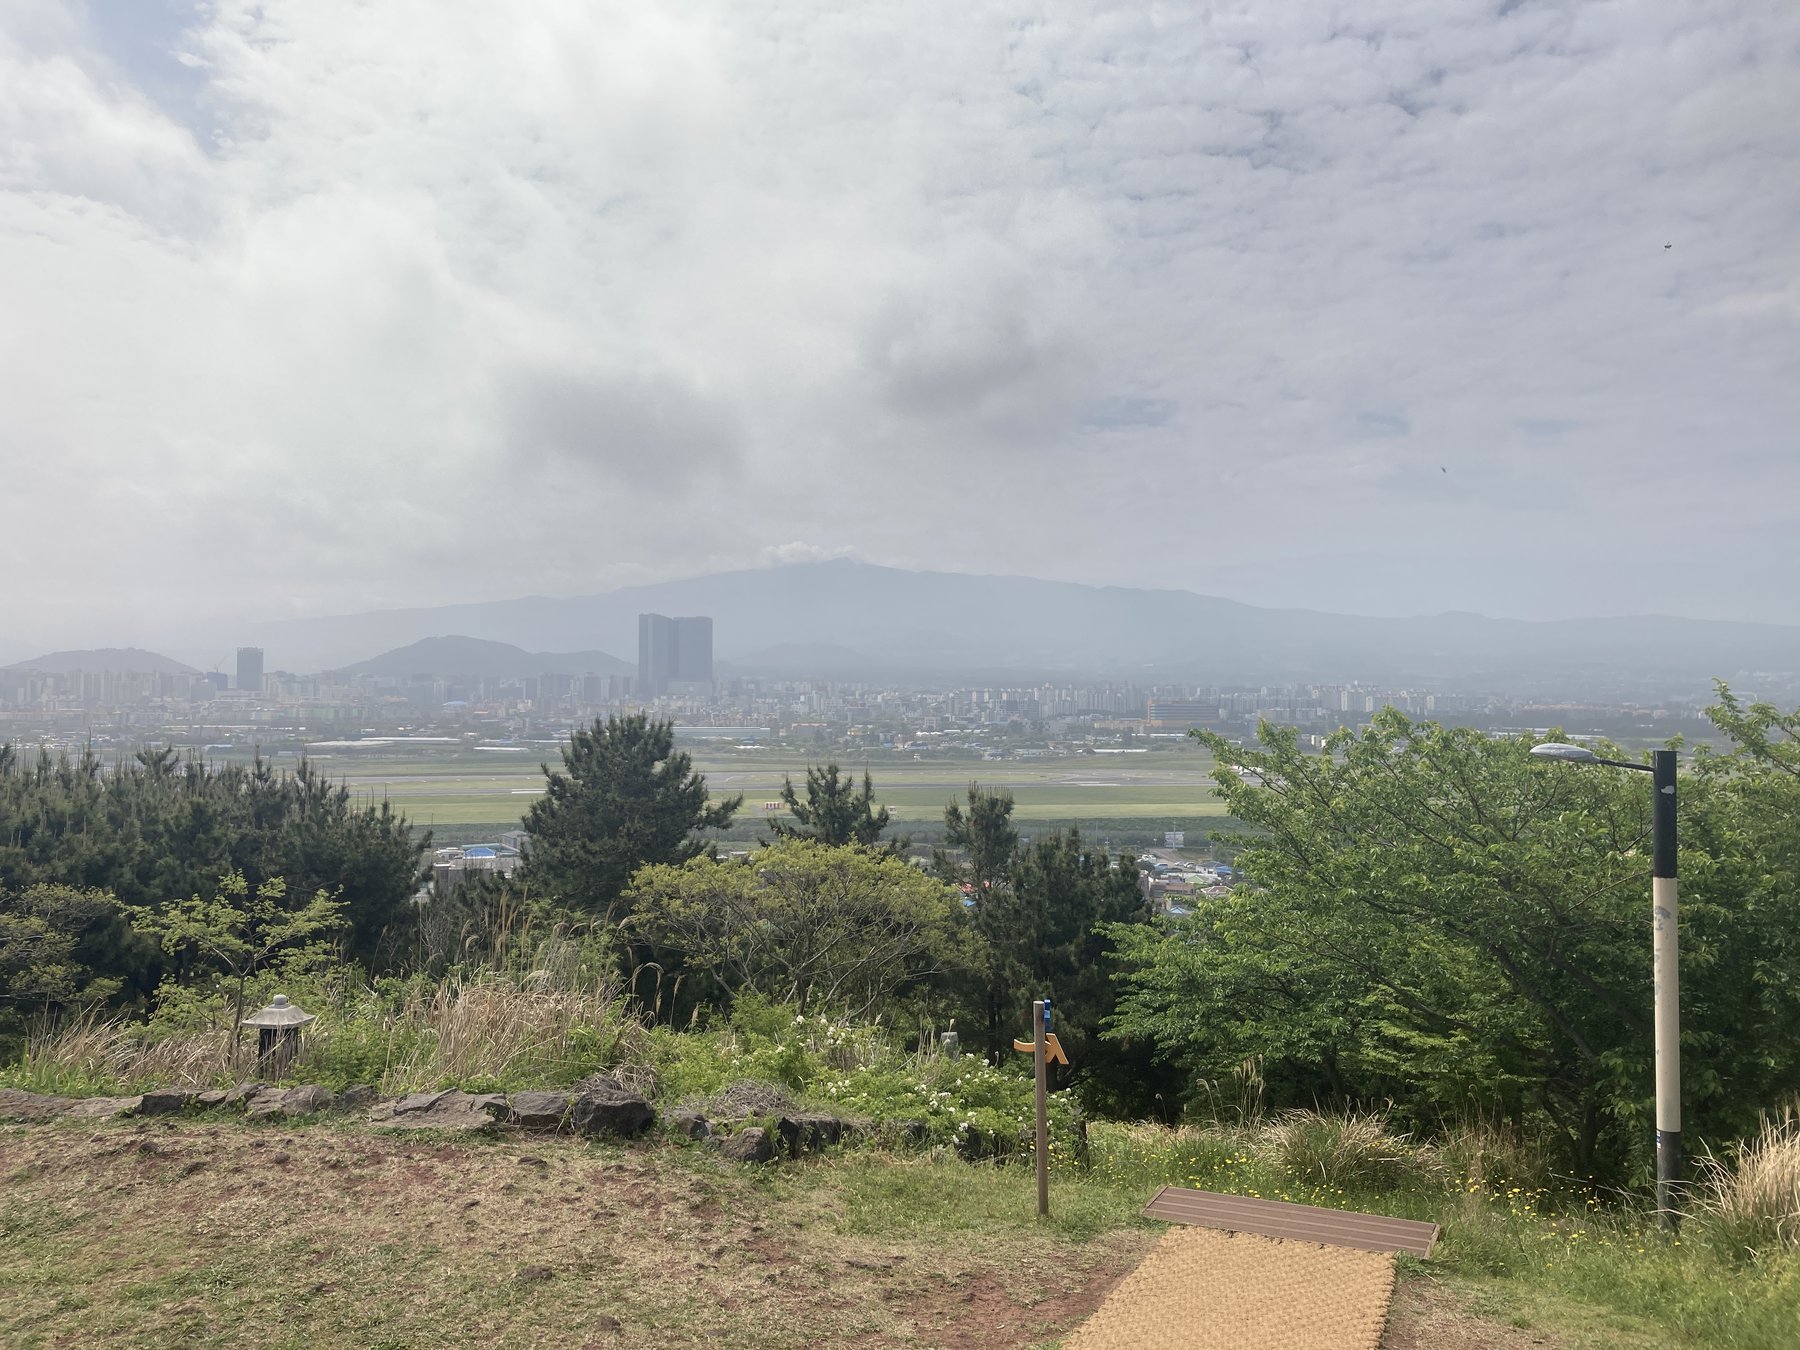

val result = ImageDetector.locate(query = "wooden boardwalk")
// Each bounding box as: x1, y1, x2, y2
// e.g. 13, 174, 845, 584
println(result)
1141, 1186, 1439, 1257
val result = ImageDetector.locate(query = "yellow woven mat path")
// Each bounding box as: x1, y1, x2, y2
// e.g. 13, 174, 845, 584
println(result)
1062, 1226, 1397, 1350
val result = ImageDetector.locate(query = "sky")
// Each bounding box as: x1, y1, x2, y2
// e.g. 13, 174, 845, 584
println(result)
2, 0, 1797, 657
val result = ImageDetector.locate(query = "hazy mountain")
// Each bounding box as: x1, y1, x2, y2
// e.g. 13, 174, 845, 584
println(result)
254, 560, 1800, 691
731, 643, 875, 677
2, 647, 198, 676
339, 635, 631, 680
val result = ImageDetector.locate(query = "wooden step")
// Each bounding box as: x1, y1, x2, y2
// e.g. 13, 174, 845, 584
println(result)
1141, 1186, 1438, 1258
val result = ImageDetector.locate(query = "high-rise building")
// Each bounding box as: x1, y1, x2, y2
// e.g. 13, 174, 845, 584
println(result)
236, 646, 264, 695
638, 614, 677, 699
637, 614, 713, 698
674, 616, 713, 685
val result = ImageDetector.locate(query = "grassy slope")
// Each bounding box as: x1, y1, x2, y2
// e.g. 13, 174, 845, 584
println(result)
1, 1120, 1149, 1349
7, 1117, 1787, 1349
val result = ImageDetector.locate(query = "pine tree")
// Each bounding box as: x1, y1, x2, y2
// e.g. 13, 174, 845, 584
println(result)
935, 783, 1020, 1057
936, 784, 1149, 1069
770, 762, 898, 850
519, 714, 741, 924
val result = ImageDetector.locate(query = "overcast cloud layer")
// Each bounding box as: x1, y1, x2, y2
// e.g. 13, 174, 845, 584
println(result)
2, 0, 1797, 657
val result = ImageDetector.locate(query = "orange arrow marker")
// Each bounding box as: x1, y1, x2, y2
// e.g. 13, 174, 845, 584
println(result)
1014, 1034, 1069, 1065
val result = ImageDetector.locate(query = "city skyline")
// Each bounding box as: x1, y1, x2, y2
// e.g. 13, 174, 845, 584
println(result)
11, 553, 1800, 700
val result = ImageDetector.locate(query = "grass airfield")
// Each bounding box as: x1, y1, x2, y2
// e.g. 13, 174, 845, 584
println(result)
300, 744, 1229, 839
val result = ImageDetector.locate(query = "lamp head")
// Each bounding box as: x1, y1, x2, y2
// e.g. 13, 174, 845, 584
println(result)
1530, 742, 1599, 764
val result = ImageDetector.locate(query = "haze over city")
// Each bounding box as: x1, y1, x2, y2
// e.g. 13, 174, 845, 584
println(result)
11, 7, 1800, 1346
4, 0, 1798, 664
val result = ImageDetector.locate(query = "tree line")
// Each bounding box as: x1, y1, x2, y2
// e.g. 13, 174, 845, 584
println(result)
0, 719, 1160, 1111
509, 715, 1156, 1109
0, 745, 422, 1050
6, 686, 1799, 1186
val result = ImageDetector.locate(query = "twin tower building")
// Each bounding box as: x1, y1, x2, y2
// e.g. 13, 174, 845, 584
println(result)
636, 613, 713, 699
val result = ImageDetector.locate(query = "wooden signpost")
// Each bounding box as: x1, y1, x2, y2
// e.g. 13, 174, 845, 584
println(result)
1012, 997, 1066, 1217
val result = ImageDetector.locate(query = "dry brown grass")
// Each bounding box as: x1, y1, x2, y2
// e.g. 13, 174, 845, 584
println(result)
376, 974, 653, 1095
0, 1118, 1148, 1349
5, 972, 655, 1098
9, 1012, 231, 1091
1693, 1115, 1800, 1260
1255, 1110, 1443, 1194
1434, 1116, 1553, 1195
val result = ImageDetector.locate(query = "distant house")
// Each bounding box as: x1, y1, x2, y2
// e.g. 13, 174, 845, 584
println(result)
431, 842, 523, 895
1147, 878, 1196, 914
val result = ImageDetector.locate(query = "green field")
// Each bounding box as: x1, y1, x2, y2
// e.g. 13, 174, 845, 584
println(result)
304, 745, 1229, 838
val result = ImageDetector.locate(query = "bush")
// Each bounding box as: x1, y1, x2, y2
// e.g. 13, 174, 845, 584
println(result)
647, 1002, 1080, 1156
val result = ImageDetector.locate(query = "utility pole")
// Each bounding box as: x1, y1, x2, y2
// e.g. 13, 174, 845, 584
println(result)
1033, 998, 1049, 1219
1531, 741, 1681, 1226
1651, 748, 1681, 1226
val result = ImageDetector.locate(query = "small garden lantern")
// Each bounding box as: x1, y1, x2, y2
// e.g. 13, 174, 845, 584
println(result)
241, 994, 315, 1080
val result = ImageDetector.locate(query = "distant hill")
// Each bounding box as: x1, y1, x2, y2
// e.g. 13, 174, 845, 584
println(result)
338, 635, 631, 680
253, 560, 1800, 692
1, 647, 198, 676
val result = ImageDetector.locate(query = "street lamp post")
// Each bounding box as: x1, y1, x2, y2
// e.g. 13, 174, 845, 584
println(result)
1530, 742, 1680, 1226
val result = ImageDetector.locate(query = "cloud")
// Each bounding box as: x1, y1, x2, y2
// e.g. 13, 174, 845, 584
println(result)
0, 0, 1796, 651
1081, 396, 1178, 430
1354, 411, 1411, 439
496, 364, 742, 490
761, 542, 856, 567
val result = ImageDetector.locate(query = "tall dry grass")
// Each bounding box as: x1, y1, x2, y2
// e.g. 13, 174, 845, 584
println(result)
1693, 1115, 1800, 1260
4, 1011, 235, 1093
1255, 1108, 1442, 1193
375, 972, 653, 1095
1434, 1112, 1553, 1194
3, 967, 653, 1097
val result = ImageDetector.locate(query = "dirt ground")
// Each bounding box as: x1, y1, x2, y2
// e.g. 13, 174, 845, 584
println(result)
1383, 1279, 1565, 1349
0, 1118, 1555, 1348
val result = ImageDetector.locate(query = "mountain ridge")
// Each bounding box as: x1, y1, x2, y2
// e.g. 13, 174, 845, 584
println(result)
338, 635, 631, 680
1, 647, 199, 676
238, 561, 1800, 691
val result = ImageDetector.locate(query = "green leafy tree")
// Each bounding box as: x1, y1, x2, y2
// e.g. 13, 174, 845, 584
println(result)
128, 871, 345, 1060
627, 840, 959, 1017
1680, 683, 1800, 1138
519, 714, 741, 925
1106, 709, 1800, 1179
770, 762, 898, 850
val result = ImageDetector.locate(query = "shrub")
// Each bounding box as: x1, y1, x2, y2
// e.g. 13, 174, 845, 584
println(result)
647, 1003, 1080, 1157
